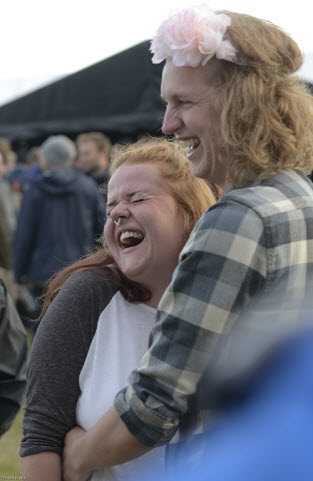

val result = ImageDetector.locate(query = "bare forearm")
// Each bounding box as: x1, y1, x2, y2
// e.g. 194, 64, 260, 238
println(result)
64, 406, 151, 478
83, 406, 150, 469
22, 452, 62, 481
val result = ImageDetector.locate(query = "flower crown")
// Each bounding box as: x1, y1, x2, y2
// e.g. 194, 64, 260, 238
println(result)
150, 4, 238, 68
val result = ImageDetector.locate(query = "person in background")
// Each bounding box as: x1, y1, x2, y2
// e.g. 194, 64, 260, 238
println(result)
60, 6, 313, 481
0, 138, 13, 171
0, 146, 17, 293
23, 147, 43, 184
0, 202, 12, 275
20, 138, 216, 481
76, 131, 111, 188
0, 278, 27, 437
7, 147, 44, 204
13, 135, 104, 327
1, 138, 25, 200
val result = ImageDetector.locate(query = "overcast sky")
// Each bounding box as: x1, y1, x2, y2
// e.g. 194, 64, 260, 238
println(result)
0, 0, 312, 105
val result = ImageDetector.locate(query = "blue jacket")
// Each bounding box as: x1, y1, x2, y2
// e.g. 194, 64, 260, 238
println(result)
14, 169, 104, 283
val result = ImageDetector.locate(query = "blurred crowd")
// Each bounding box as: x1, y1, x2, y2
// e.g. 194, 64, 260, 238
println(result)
0, 131, 112, 331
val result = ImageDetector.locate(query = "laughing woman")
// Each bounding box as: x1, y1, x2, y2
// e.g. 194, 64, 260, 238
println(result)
20, 138, 216, 481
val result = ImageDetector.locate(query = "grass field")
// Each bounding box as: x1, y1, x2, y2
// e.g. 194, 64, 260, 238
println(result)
0, 406, 23, 477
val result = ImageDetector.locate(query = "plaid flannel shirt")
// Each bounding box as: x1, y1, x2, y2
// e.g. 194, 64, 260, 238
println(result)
115, 169, 313, 447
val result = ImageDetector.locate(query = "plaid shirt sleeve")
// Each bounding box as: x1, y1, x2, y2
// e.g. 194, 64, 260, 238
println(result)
115, 196, 268, 446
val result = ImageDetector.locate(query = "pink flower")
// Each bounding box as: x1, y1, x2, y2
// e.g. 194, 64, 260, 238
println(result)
150, 4, 238, 67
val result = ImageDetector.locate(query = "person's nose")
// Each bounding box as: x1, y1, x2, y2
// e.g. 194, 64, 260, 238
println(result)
162, 105, 183, 135
110, 202, 130, 224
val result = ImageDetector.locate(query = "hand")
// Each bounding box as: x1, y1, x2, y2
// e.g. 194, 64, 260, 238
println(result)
62, 426, 92, 481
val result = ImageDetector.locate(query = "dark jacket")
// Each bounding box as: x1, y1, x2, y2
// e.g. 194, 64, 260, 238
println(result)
0, 279, 27, 436
14, 169, 104, 283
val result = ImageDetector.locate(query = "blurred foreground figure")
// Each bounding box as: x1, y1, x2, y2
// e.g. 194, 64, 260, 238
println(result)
0, 278, 27, 437
138, 316, 313, 481
13, 135, 104, 328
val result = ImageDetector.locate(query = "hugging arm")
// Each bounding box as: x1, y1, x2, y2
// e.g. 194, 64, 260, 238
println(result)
63, 199, 267, 475
63, 407, 149, 481
22, 452, 62, 481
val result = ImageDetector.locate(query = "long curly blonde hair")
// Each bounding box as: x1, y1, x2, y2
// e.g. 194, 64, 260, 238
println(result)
212, 11, 313, 187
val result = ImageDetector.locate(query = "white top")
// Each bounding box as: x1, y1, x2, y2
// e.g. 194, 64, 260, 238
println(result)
76, 291, 166, 481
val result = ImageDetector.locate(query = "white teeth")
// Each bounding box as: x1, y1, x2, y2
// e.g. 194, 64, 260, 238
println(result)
120, 231, 144, 242
177, 138, 200, 150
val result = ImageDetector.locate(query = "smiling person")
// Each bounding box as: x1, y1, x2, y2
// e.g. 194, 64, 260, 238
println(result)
59, 5, 313, 481
20, 138, 216, 481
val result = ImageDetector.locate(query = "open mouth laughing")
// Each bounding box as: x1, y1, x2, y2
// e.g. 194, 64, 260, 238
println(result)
119, 230, 144, 249
176, 137, 201, 158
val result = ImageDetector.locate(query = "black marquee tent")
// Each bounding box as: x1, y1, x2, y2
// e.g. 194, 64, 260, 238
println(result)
0, 40, 311, 154
0, 41, 165, 150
